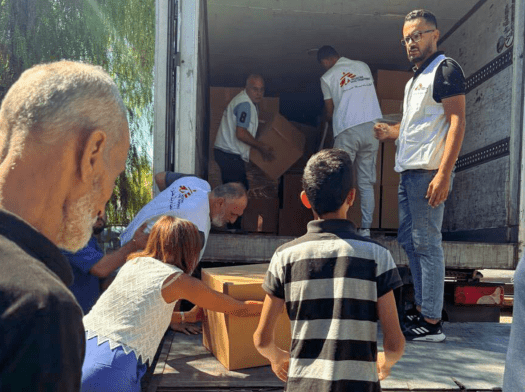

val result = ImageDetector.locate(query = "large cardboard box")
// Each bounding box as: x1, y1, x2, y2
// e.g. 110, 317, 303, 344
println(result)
381, 141, 400, 186
381, 185, 399, 229
376, 70, 413, 100
282, 172, 303, 210
242, 197, 279, 233
278, 205, 313, 237
250, 113, 306, 180
279, 173, 312, 236
202, 264, 291, 370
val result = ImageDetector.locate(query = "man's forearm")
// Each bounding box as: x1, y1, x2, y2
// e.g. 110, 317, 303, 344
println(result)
236, 127, 266, 151
90, 240, 136, 278
438, 116, 465, 178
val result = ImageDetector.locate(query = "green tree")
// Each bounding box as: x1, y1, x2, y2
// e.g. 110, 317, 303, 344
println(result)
0, 0, 155, 224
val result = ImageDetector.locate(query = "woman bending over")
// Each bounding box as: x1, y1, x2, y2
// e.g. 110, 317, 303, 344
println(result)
81, 215, 262, 391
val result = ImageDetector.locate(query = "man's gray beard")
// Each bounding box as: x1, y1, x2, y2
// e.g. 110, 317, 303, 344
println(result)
211, 212, 226, 228
56, 184, 100, 252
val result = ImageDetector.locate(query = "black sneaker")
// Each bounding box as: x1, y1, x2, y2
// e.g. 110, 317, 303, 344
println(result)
404, 306, 421, 325
403, 318, 446, 342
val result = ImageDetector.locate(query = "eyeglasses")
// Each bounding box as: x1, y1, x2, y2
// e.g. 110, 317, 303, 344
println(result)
400, 30, 435, 46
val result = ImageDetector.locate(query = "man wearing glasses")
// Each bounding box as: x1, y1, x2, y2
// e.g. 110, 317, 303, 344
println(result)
374, 9, 466, 342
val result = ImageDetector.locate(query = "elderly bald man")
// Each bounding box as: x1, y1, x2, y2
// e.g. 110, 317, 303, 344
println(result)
213, 74, 274, 230
0, 61, 130, 390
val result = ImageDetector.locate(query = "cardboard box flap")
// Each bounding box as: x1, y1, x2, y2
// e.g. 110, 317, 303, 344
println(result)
250, 113, 306, 180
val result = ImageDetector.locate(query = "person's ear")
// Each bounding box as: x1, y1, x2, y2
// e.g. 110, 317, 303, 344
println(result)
300, 191, 312, 209
347, 188, 356, 206
78, 130, 107, 183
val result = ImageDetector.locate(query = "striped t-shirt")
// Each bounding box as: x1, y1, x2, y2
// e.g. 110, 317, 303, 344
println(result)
263, 219, 402, 392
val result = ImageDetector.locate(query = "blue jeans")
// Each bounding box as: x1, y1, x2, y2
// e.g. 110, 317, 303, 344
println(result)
397, 170, 452, 320
81, 334, 147, 392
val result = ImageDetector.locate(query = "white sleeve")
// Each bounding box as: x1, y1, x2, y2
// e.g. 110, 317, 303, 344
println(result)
320, 78, 332, 100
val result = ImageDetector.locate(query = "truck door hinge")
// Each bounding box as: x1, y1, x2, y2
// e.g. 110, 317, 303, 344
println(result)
173, 53, 181, 67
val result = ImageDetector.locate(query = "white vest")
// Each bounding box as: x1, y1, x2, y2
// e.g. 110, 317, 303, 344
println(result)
395, 54, 463, 172
321, 57, 382, 137
84, 257, 182, 364
214, 90, 258, 162
120, 176, 211, 259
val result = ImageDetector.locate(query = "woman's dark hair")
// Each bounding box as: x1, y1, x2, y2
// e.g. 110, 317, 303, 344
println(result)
302, 149, 354, 216
127, 215, 201, 274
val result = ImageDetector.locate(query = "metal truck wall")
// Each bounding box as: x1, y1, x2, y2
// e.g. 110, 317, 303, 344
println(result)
442, 0, 518, 242
195, 0, 209, 177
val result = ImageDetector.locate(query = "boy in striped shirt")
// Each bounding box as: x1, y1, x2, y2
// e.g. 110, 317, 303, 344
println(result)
254, 149, 405, 392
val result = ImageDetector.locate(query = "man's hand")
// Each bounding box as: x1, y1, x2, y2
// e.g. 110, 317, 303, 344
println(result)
270, 350, 290, 382
377, 352, 391, 380
373, 123, 391, 141
259, 144, 275, 162
132, 223, 150, 250
426, 172, 451, 207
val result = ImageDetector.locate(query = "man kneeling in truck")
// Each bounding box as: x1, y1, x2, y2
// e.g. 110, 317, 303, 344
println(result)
254, 149, 405, 391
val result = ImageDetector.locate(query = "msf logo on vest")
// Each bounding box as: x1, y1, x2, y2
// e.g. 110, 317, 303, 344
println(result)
340, 72, 357, 87
179, 185, 197, 199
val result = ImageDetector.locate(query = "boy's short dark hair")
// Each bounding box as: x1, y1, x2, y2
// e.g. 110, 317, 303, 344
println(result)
302, 149, 354, 216
317, 45, 339, 63
405, 9, 438, 29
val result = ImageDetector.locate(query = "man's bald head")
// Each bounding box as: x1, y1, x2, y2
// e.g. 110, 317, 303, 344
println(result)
245, 74, 265, 104
0, 60, 127, 162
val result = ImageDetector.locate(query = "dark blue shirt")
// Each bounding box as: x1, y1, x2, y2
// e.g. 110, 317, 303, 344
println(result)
62, 236, 104, 314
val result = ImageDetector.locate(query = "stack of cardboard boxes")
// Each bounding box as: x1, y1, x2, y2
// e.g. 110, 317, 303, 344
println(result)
209, 71, 411, 235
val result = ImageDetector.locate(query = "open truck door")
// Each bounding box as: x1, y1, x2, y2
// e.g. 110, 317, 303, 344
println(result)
154, 0, 209, 193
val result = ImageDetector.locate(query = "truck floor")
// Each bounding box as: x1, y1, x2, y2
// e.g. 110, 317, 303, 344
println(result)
145, 322, 510, 392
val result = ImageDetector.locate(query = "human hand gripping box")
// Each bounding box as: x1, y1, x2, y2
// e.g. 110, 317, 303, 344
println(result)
250, 113, 306, 180
202, 263, 291, 370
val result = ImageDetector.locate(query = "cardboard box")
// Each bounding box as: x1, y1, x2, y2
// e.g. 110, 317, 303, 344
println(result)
278, 206, 313, 237
282, 172, 304, 210
242, 197, 279, 233
381, 185, 399, 229
380, 99, 403, 115
202, 264, 291, 370
381, 141, 400, 186
250, 113, 306, 180
376, 70, 413, 100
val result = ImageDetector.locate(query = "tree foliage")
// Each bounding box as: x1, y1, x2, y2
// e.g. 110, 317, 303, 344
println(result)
0, 0, 155, 224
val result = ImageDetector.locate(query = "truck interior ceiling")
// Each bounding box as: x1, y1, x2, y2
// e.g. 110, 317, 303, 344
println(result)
207, 1, 480, 126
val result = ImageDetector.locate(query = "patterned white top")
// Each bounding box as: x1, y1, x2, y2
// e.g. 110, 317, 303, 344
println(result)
84, 257, 182, 364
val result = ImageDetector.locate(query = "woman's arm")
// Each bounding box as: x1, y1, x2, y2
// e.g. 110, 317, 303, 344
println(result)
162, 273, 262, 317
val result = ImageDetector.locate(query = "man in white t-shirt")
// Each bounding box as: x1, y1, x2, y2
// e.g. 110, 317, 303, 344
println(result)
318, 46, 382, 237
123, 173, 248, 256
214, 74, 275, 189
